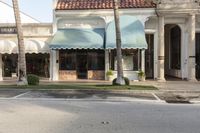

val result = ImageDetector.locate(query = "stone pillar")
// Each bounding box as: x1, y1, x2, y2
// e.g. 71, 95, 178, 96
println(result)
141, 49, 145, 72
50, 50, 59, 81
105, 50, 110, 80
0, 54, 3, 81
157, 16, 166, 82
188, 14, 197, 82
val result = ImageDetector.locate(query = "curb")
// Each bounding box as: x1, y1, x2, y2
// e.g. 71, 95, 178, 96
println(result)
0, 89, 159, 94
0, 97, 165, 103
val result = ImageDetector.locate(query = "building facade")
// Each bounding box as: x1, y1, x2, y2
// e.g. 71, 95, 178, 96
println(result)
1, 0, 200, 82
0, 1, 52, 81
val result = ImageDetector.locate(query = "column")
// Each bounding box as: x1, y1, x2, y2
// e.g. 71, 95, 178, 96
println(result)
105, 50, 110, 80
0, 54, 3, 81
188, 14, 197, 82
141, 49, 145, 72
50, 50, 59, 81
157, 16, 166, 82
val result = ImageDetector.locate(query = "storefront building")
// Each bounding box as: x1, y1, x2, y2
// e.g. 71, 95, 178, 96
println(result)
48, 0, 200, 81
0, 24, 52, 80
1, 0, 200, 82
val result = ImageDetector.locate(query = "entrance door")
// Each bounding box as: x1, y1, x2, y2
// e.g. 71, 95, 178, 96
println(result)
145, 34, 154, 78
76, 51, 88, 79
196, 33, 200, 79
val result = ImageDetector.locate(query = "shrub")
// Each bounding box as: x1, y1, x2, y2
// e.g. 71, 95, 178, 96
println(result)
106, 70, 113, 76
27, 74, 39, 85
138, 70, 145, 77
123, 77, 130, 85
112, 77, 130, 86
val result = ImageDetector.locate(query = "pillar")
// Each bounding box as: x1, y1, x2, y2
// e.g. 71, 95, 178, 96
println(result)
188, 14, 197, 82
105, 50, 110, 80
50, 50, 59, 81
0, 54, 3, 81
141, 49, 145, 72
157, 16, 166, 82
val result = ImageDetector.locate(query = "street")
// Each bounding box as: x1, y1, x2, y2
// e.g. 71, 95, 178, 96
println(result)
0, 100, 200, 133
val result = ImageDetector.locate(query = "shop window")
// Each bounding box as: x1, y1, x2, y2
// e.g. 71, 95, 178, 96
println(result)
88, 51, 105, 70
2, 54, 18, 77
111, 49, 139, 71
26, 54, 49, 77
59, 50, 76, 70
170, 26, 181, 70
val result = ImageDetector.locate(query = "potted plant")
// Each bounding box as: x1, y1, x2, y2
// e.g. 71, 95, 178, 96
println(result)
106, 70, 113, 81
138, 70, 146, 81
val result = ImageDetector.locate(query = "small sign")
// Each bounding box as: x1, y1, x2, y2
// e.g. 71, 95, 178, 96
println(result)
0, 27, 17, 34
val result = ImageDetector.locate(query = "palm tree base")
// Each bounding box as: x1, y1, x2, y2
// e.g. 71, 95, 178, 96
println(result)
116, 77, 125, 85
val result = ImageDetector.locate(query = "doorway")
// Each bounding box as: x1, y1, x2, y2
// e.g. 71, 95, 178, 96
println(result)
196, 33, 200, 79
145, 34, 154, 79
164, 24, 182, 79
76, 51, 88, 79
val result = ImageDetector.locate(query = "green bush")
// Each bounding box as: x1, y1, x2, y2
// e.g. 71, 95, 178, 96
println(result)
106, 70, 113, 76
27, 74, 39, 85
123, 77, 130, 85
138, 70, 145, 77
112, 77, 130, 86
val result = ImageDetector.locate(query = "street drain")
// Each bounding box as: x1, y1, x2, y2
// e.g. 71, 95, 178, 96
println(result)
165, 95, 192, 104
165, 100, 191, 104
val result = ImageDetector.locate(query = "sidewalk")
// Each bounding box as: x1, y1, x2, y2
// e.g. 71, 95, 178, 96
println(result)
0, 79, 200, 104
130, 80, 200, 92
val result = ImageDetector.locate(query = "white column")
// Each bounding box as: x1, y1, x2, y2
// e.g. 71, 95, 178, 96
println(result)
0, 54, 3, 81
157, 16, 166, 82
105, 50, 109, 80
141, 49, 145, 72
188, 14, 197, 82
51, 50, 59, 81
49, 50, 53, 80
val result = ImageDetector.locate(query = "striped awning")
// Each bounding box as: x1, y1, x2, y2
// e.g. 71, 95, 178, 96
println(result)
0, 39, 49, 54
106, 15, 148, 49
25, 40, 49, 54
49, 28, 105, 49
0, 40, 18, 54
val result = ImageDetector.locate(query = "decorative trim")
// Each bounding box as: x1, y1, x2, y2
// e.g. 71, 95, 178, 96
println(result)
158, 56, 164, 60
189, 56, 196, 58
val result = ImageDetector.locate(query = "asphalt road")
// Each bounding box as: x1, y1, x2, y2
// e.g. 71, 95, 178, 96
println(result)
0, 100, 200, 133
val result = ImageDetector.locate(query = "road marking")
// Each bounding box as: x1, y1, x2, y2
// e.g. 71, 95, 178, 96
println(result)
151, 93, 162, 101
12, 91, 31, 98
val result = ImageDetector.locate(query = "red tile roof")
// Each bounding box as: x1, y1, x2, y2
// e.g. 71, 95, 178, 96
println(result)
56, 0, 155, 10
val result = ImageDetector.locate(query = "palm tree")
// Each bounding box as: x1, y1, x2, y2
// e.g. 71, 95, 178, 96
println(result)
113, 0, 125, 85
12, 0, 27, 85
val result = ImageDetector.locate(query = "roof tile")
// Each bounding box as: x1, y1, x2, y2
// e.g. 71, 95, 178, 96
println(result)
56, 0, 155, 10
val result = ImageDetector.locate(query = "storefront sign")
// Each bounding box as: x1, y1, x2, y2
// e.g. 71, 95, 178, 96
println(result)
0, 27, 17, 34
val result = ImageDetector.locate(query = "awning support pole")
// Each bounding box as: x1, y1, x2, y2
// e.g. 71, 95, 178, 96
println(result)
141, 49, 145, 72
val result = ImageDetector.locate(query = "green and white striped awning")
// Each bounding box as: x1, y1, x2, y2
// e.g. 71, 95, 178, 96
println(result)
49, 28, 105, 49
106, 16, 148, 49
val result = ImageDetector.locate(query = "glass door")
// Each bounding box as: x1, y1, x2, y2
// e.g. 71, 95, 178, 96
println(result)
196, 33, 200, 79
76, 50, 88, 79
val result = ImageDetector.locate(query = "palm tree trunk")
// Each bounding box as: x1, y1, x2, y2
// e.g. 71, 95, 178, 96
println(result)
12, 0, 27, 85
113, 0, 125, 85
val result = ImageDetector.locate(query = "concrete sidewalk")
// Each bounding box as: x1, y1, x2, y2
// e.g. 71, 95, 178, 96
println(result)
130, 80, 200, 92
